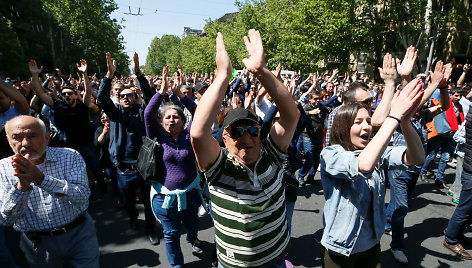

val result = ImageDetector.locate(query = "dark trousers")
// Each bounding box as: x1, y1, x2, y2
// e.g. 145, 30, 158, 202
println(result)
117, 167, 155, 234
298, 136, 323, 180
71, 143, 105, 186
322, 244, 380, 268
445, 170, 472, 244
385, 168, 419, 249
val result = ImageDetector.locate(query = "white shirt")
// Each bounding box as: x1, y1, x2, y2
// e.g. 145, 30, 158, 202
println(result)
0, 147, 90, 232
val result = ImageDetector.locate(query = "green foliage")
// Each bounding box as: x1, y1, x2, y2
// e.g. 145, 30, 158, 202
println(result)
0, 0, 128, 77
144, 35, 181, 75
0, 16, 27, 77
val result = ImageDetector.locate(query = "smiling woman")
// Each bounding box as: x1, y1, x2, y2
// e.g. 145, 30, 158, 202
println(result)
319, 79, 426, 268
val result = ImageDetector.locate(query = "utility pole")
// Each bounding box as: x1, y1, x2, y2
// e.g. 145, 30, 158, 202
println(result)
424, 0, 445, 73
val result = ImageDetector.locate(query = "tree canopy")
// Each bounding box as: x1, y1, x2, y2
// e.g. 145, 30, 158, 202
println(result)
0, 0, 128, 78
144, 0, 467, 76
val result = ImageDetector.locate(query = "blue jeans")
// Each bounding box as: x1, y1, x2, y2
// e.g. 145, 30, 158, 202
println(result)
152, 189, 200, 267
20, 213, 99, 268
298, 136, 323, 180
445, 170, 472, 245
286, 201, 295, 235
385, 168, 419, 249
117, 167, 155, 233
0, 226, 15, 268
420, 135, 454, 181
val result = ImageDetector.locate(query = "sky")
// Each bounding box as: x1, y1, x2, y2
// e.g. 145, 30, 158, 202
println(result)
110, 0, 240, 66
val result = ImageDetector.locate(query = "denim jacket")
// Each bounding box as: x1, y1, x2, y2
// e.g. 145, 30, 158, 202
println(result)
320, 144, 407, 256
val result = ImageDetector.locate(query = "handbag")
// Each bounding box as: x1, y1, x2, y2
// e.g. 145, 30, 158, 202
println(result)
137, 136, 162, 182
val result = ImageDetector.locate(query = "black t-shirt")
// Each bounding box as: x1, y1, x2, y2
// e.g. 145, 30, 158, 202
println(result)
53, 100, 93, 145
0, 127, 13, 159
94, 126, 113, 168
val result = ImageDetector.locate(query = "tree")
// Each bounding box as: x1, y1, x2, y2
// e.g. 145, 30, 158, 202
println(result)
144, 35, 181, 75
0, 0, 128, 77
0, 16, 27, 77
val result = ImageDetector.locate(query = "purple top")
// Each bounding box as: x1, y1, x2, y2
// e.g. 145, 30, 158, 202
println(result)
144, 92, 197, 190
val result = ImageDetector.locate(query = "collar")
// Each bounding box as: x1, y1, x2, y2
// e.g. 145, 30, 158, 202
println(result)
42, 147, 59, 163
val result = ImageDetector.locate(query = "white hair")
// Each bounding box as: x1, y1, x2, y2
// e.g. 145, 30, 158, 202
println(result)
5, 115, 47, 136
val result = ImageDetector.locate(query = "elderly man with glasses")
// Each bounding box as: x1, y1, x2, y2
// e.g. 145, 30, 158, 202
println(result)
191, 30, 300, 268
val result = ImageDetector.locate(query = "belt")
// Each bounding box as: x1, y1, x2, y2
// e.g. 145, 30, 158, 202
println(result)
118, 162, 138, 170
26, 214, 86, 237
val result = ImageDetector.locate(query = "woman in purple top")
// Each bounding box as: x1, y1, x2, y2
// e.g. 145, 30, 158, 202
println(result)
143, 67, 202, 268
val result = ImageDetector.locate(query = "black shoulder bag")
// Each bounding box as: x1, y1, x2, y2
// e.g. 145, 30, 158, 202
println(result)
137, 135, 162, 182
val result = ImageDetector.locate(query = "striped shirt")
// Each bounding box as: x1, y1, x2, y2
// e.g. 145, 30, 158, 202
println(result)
0, 147, 90, 232
204, 136, 290, 268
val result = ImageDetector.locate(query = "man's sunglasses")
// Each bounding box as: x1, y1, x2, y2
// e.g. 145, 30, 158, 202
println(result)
120, 93, 134, 99
63, 91, 75, 96
359, 98, 373, 105
226, 126, 260, 140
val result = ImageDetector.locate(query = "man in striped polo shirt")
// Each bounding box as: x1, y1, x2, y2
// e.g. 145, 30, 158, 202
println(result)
191, 29, 300, 268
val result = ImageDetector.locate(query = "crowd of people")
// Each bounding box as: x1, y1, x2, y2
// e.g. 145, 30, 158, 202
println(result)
0, 29, 471, 268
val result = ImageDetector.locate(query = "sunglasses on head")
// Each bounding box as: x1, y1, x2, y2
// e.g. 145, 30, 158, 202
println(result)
226, 126, 260, 140
63, 91, 75, 96
120, 93, 134, 99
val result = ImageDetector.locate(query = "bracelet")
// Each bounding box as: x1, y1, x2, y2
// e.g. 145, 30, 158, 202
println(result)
387, 115, 401, 123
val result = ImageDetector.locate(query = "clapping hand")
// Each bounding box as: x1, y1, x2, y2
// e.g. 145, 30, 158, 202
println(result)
242, 29, 266, 75
396, 46, 417, 79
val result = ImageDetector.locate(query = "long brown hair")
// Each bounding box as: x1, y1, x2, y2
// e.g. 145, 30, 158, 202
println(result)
329, 102, 369, 151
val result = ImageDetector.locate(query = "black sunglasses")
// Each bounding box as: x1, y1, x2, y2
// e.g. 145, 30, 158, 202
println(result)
63, 91, 75, 96
227, 126, 260, 140
120, 93, 134, 99
359, 98, 373, 105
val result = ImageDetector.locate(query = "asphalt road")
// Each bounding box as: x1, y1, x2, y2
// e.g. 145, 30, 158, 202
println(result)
5, 162, 472, 267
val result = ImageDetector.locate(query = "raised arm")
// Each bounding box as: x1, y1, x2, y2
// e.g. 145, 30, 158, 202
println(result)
28, 60, 54, 107
77, 59, 92, 107
358, 79, 424, 173
134, 53, 154, 102
191, 33, 232, 171
242, 29, 299, 152
0, 80, 29, 115
371, 53, 397, 127
396, 45, 417, 86
457, 64, 469, 88
97, 53, 119, 121
418, 61, 451, 113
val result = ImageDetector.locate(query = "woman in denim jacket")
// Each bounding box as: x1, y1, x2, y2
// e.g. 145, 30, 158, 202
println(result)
320, 79, 426, 267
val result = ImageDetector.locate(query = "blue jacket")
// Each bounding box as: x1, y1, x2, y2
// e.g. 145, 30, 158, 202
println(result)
97, 76, 154, 166
320, 144, 407, 256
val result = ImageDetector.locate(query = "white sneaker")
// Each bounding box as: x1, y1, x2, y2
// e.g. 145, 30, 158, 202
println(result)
198, 205, 208, 217
391, 249, 408, 264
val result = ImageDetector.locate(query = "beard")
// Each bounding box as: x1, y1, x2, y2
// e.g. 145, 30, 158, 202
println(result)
18, 146, 46, 161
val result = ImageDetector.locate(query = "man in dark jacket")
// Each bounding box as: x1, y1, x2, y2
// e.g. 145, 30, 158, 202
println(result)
298, 91, 329, 186
97, 52, 158, 245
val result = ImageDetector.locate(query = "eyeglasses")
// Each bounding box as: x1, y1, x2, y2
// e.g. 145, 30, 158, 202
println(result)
63, 91, 75, 96
312, 97, 320, 100
226, 126, 260, 140
119, 93, 134, 99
